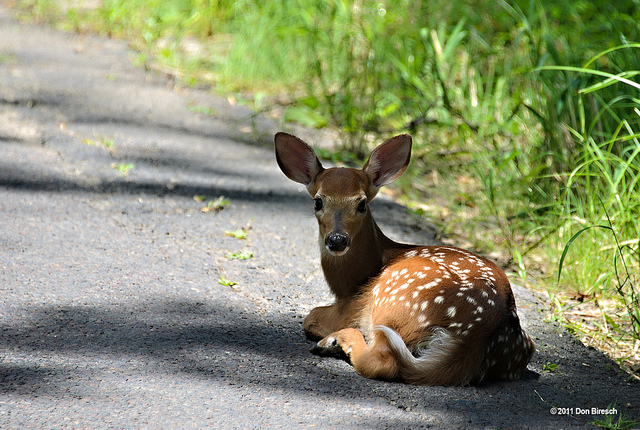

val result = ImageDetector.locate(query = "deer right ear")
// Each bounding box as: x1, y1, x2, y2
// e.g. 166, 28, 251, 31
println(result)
274, 132, 324, 187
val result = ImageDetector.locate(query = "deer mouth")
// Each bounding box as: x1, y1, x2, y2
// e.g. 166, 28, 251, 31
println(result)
326, 246, 350, 256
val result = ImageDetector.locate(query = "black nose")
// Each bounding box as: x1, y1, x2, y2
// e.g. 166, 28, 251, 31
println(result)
325, 233, 350, 253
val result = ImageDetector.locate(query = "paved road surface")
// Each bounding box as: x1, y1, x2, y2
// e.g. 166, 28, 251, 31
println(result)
0, 8, 638, 429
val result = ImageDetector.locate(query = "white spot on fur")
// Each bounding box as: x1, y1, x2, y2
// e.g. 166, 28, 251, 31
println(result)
434, 296, 444, 304
446, 306, 457, 318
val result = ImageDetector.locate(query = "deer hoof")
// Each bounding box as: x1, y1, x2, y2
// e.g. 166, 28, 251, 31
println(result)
310, 336, 347, 359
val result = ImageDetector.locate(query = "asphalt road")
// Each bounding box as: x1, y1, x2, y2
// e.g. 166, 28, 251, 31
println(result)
1, 8, 638, 429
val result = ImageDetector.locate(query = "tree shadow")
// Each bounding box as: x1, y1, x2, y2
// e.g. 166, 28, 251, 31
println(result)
0, 299, 379, 399
1, 296, 638, 428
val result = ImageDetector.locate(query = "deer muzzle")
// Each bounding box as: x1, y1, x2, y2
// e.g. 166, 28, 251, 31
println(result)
325, 232, 350, 256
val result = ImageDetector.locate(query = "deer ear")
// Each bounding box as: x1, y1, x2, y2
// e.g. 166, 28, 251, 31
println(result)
363, 134, 412, 188
274, 132, 324, 186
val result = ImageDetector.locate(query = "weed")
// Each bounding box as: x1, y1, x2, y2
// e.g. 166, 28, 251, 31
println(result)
592, 405, 640, 430
201, 196, 230, 213
112, 162, 134, 177
83, 134, 114, 150
187, 104, 215, 116
218, 276, 237, 287
225, 251, 253, 260
0, 51, 16, 63
225, 229, 248, 240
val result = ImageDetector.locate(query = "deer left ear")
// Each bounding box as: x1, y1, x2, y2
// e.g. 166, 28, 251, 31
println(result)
363, 134, 412, 188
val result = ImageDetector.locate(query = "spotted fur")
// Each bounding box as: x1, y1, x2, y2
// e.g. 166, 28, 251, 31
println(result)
275, 132, 535, 385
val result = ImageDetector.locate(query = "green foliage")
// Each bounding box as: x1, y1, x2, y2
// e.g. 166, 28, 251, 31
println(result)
218, 276, 237, 287
201, 196, 230, 213
83, 134, 115, 150
112, 162, 135, 176
225, 228, 248, 240
225, 251, 253, 260
593, 405, 640, 430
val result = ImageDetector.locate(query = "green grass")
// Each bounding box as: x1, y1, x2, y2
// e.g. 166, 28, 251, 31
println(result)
592, 404, 640, 430
201, 196, 230, 213
225, 251, 253, 260
112, 162, 135, 177
16, 0, 640, 357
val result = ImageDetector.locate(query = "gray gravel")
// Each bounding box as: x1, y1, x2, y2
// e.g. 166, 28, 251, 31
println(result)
1, 7, 638, 429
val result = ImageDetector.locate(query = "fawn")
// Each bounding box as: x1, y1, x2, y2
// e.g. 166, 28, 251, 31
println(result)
274, 132, 535, 385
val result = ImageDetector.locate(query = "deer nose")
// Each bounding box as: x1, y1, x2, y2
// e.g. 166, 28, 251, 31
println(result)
325, 233, 350, 254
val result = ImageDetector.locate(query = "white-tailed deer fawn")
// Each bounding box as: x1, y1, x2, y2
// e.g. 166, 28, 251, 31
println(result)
274, 132, 535, 385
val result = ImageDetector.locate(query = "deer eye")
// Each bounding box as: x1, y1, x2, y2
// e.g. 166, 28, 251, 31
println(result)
314, 198, 323, 212
356, 199, 367, 213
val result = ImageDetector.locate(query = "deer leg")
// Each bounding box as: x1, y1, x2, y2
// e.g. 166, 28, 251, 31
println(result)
303, 298, 362, 341
303, 305, 336, 340
312, 328, 399, 381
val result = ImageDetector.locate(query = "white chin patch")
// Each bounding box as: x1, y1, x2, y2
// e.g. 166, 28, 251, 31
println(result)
326, 247, 349, 256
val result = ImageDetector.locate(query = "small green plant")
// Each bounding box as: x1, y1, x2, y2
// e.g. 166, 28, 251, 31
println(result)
557, 206, 640, 341
592, 405, 640, 430
225, 251, 253, 260
83, 134, 114, 150
225, 229, 248, 240
218, 276, 237, 287
542, 362, 558, 373
187, 104, 215, 116
0, 51, 16, 63
201, 196, 230, 213
112, 162, 134, 177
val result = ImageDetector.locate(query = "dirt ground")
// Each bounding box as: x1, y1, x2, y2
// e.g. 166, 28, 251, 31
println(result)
1, 7, 638, 429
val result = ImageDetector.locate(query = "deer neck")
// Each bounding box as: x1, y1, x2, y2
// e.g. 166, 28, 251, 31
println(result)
319, 213, 411, 300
